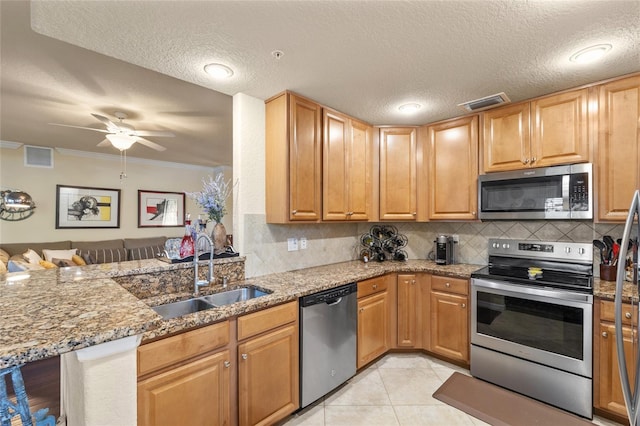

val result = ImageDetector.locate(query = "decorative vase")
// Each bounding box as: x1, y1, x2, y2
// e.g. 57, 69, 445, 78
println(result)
212, 222, 227, 255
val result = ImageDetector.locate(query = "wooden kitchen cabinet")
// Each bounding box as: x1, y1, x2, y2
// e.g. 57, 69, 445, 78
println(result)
595, 299, 637, 420
137, 320, 232, 426
397, 273, 422, 348
266, 92, 322, 223
357, 275, 394, 368
429, 275, 469, 363
425, 115, 478, 220
482, 89, 589, 172
596, 75, 640, 222
323, 108, 374, 221
237, 301, 299, 426
379, 127, 418, 220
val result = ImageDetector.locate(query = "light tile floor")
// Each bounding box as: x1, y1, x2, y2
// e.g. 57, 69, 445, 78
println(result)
280, 353, 622, 426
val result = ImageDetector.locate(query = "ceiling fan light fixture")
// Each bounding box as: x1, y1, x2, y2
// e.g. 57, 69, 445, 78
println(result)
398, 103, 422, 113
106, 133, 136, 151
570, 44, 612, 63
204, 63, 234, 79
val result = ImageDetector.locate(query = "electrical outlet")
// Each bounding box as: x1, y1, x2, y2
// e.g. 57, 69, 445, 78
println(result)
287, 237, 299, 251
452, 234, 460, 243
300, 237, 307, 249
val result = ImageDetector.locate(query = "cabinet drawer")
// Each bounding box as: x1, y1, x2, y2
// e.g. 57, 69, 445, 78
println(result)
431, 275, 468, 296
237, 301, 298, 341
358, 276, 388, 299
138, 320, 229, 377
600, 300, 637, 325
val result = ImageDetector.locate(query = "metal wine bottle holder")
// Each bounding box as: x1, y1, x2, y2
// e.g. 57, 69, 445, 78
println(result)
359, 225, 408, 262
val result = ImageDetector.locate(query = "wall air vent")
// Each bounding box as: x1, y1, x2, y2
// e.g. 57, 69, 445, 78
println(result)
24, 145, 54, 168
458, 92, 511, 112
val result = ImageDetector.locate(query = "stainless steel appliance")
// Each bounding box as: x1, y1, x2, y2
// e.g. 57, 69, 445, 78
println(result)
434, 235, 456, 265
299, 282, 357, 408
478, 163, 592, 220
470, 238, 594, 418
614, 190, 640, 425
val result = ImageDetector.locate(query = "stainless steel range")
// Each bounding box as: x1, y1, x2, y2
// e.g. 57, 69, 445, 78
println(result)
470, 238, 594, 418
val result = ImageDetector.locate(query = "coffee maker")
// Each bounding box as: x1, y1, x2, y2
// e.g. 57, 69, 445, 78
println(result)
434, 235, 456, 265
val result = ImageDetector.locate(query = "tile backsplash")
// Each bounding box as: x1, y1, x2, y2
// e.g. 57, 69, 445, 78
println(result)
241, 214, 627, 278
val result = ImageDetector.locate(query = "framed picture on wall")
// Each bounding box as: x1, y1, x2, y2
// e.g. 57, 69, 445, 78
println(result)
56, 185, 121, 229
138, 190, 185, 228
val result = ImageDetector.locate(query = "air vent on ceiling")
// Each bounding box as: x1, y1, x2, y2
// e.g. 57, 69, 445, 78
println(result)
24, 145, 53, 168
458, 92, 511, 112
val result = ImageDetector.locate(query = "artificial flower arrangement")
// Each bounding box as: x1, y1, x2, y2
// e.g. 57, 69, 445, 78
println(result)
188, 172, 233, 224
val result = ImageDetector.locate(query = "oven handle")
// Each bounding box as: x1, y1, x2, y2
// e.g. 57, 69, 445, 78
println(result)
471, 278, 593, 304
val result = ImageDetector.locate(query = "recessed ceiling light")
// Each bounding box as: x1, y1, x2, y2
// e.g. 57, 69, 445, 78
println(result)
398, 103, 422, 113
204, 63, 234, 79
569, 44, 612, 64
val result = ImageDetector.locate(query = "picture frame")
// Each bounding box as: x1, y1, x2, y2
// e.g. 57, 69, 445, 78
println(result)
56, 184, 121, 229
137, 190, 185, 228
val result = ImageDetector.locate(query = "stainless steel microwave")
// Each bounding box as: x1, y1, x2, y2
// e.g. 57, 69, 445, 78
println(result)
478, 163, 592, 220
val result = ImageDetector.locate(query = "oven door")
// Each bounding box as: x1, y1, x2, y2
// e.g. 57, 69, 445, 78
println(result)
471, 277, 593, 378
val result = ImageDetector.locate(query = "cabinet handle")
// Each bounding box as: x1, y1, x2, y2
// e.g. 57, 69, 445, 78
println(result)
241, 354, 248, 360
472, 211, 476, 215
348, 211, 354, 216
626, 312, 632, 319
445, 282, 451, 287
412, 212, 417, 216
531, 157, 537, 163
359, 308, 364, 313
292, 210, 297, 215
602, 332, 608, 338
522, 158, 529, 165
461, 303, 466, 308
224, 361, 231, 368
372, 284, 377, 290
411, 280, 416, 285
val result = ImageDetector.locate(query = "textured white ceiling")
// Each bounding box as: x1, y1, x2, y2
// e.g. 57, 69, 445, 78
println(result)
4, 1, 640, 167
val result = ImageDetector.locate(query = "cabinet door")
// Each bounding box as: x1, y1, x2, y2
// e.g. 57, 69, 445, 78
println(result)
427, 116, 478, 220
138, 350, 231, 426
357, 291, 390, 368
289, 94, 322, 221
379, 128, 417, 220
238, 324, 299, 426
531, 89, 590, 168
430, 291, 469, 362
597, 75, 640, 221
323, 109, 350, 220
348, 119, 373, 221
397, 274, 419, 347
482, 102, 531, 172
598, 322, 636, 417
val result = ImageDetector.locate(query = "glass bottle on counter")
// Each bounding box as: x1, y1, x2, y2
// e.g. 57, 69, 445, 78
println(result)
180, 214, 195, 258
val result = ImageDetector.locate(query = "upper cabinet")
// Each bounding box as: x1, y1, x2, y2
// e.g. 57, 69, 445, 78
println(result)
266, 92, 322, 223
482, 89, 590, 173
323, 109, 374, 221
379, 127, 418, 221
596, 75, 640, 221
425, 115, 478, 220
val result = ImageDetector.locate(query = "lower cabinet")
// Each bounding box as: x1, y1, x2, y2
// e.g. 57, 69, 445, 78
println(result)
237, 301, 299, 426
138, 351, 231, 426
357, 275, 393, 368
429, 275, 469, 363
397, 273, 422, 348
595, 299, 637, 420
137, 320, 232, 426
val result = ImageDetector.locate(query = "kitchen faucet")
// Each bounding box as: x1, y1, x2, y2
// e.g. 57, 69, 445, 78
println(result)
193, 233, 214, 295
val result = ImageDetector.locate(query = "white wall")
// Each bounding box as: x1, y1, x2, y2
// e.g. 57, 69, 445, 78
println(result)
0, 146, 232, 243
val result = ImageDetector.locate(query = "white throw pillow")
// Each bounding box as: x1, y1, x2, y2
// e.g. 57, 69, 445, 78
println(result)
22, 249, 43, 264
42, 249, 77, 262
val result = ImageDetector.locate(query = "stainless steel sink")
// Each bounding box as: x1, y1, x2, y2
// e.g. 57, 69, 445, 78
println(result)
151, 298, 215, 320
201, 287, 271, 307
151, 286, 272, 319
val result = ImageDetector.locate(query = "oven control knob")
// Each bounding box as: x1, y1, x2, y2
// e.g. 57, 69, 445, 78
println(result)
565, 247, 571, 254
502, 243, 509, 249
578, 248, 585, 255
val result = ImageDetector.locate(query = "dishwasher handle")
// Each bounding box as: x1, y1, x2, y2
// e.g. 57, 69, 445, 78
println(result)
326, 297, 343, 306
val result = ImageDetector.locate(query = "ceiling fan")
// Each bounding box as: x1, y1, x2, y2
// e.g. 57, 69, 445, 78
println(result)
50, 111, 174, 151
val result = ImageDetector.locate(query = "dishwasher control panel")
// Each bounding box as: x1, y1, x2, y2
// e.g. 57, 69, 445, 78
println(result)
300, 282, 357, 307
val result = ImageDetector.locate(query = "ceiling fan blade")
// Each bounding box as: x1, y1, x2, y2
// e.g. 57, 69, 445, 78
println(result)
132, 130, 175, 137
91, 113, 120, 131
49, 123, 110, 133
135, 137, 167, 151
97, 138, 111, 147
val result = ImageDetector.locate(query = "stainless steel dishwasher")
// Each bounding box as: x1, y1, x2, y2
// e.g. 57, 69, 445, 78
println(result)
299, 282, 357, 408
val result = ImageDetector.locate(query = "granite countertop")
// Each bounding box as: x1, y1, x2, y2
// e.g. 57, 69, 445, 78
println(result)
594, 277, 639, 302
0, 257, 480, 368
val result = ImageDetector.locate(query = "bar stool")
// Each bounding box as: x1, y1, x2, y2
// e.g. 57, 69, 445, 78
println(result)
0, 365, 55, 426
